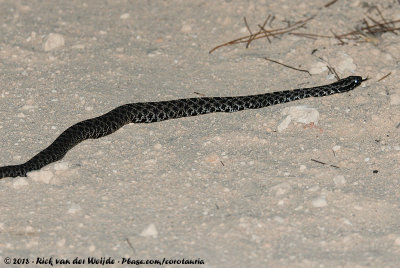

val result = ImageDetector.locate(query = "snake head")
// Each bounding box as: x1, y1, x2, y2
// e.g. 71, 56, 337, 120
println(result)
346, 75, 366, 89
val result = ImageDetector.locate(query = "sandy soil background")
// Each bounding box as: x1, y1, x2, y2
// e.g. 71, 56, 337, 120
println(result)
1, 0, 400, 267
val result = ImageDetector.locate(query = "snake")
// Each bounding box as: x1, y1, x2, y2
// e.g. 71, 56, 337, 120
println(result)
0, 76, 365, 179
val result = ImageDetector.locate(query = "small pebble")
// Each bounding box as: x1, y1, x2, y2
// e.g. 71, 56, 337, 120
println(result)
25, 226, 35, 233
311, 196, 327, 207
120, 13, 130, 19
140, 223, 158, 238
333, 175, 346, 186
154, 143, 162, 150
181, 24, 192, 33
278, 106, 319, 132
43, 33, 65, 51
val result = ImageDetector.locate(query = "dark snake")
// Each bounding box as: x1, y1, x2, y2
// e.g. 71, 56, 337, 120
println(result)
0, 76, 365, 179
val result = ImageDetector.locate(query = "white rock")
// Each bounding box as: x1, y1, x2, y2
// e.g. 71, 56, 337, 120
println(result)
43, 33, 65, 51
342, 218, 352, 225
28, 170, 54, 184
25, 225, 35, 233
53, 162, 69, 171
277, 115, 292, 132
278, 106, 320, 132
311, 196, 327, 207
309, 62, 328, 75
120, 13, 130, 19
12, 177, 29, 188
337, 55, 357, 73
333, 175, 346, 186
283, 106, 319, 124
140, 223, 158, 238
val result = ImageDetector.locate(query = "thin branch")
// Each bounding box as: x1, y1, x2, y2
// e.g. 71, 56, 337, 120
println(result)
209, 12, 400, 53
317, 57, 340, 80
377, 72, 391, 82
311, 159, 340, 169
264, 57, 311, 76
125, 238, 135, 253
331, 30, 346, 45
325, 0, 338, 8
209, 16, 314, 53
327, 66, 340, 80
243, 17, 256, 48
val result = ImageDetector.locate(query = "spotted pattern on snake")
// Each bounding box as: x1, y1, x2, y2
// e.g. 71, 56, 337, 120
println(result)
0, 76, 364, 179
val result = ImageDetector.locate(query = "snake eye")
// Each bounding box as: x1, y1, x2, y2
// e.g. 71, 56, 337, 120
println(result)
353, 76, 366, 86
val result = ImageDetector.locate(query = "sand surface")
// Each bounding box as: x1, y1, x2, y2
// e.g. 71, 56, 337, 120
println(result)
1, 0, 400, 267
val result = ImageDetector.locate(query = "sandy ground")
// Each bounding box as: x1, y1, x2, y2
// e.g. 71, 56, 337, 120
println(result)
1, 0, 400, 267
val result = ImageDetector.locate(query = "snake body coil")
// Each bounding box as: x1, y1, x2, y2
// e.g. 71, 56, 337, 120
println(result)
0, 76, 364, 179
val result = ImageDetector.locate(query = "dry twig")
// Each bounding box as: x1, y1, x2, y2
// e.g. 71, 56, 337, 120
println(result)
377, 72, 391, 82
325, 0, 338, 8
311, 159, 340, 169
209, 16, 314, 53
210, 8, 400, 53
264, 57, 311, 76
